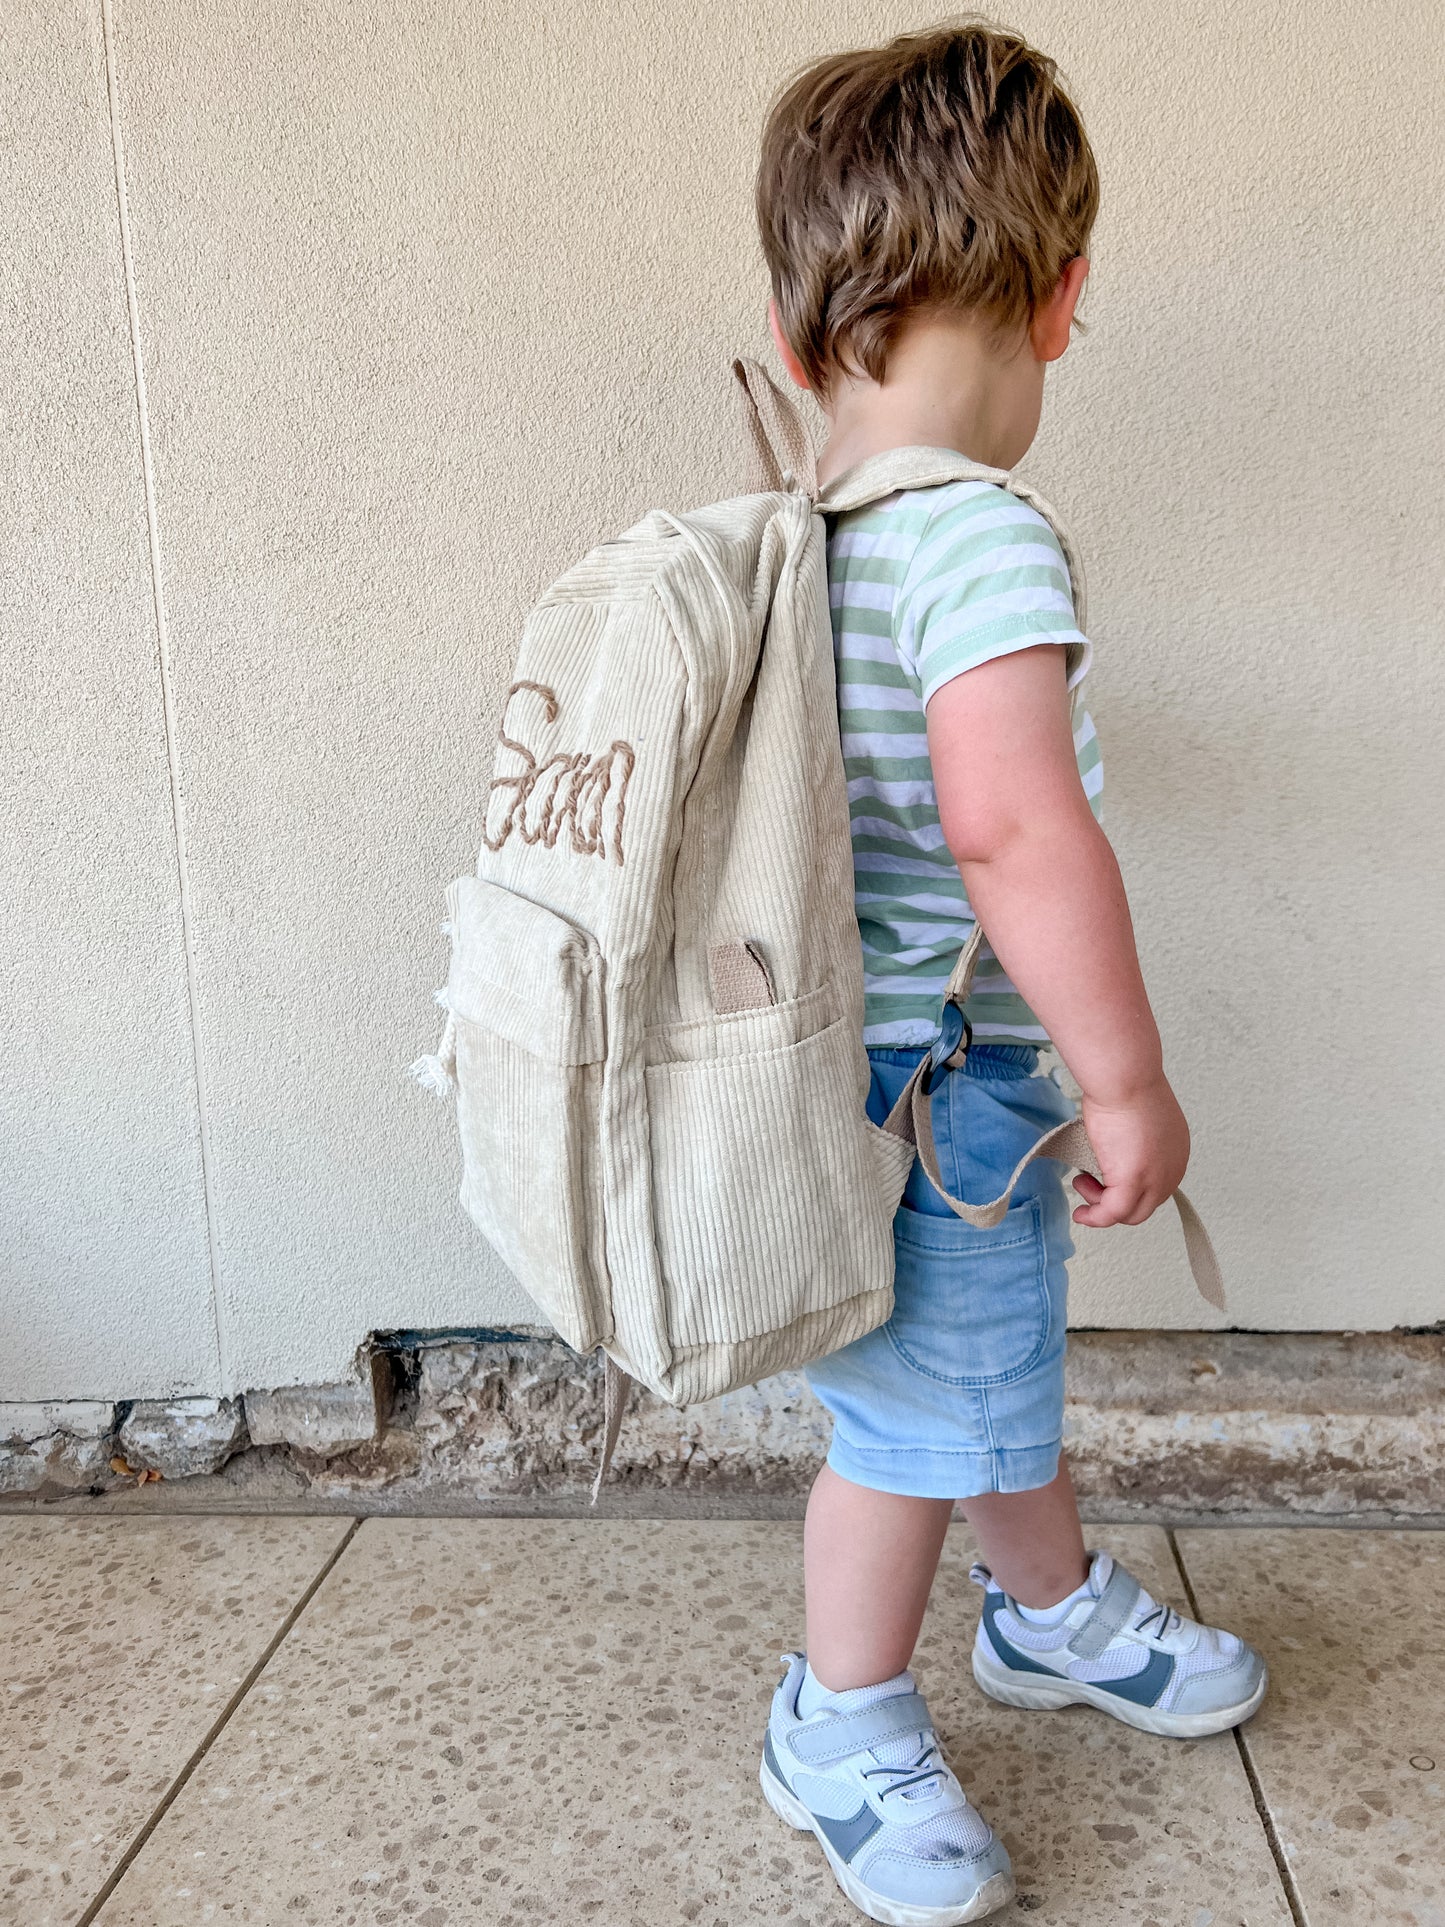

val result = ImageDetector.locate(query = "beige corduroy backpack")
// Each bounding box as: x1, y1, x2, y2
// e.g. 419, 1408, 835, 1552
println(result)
415, 359, 1222, 1480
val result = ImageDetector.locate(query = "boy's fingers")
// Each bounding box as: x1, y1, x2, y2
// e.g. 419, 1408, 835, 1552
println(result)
1122, 1188, 1169, 1226
1072, 1180, 1146, 1228
1071, 1172, 1104, 1202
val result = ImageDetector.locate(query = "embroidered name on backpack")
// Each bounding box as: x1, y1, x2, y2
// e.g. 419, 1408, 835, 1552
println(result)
483, 681, 635, 865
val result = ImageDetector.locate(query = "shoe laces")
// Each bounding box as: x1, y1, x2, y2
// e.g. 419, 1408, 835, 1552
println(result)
1132, 1591, 1182, 1640
860, 1737, 949, 1804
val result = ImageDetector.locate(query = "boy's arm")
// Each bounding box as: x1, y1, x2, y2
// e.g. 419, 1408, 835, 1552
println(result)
927, 644, 1189, 1229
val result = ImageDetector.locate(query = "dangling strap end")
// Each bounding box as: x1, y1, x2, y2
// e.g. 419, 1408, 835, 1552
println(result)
590, 1353, 633, 1505
1172, 1188, 1227, 1312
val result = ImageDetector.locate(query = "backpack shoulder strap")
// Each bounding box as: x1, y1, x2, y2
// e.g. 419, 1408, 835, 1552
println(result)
817, 445, 1008, 511
818, 447, 1087, 630
874, 747, 1222, 1309
725, 366, 1211, 1293
876, 920, 1224, 1311
727, 365, 1088, 626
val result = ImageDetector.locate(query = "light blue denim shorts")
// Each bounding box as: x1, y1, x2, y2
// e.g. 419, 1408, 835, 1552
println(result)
806, 1044, 1076, 1501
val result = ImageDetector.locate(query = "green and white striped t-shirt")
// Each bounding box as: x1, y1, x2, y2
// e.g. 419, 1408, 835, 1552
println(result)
828, 479, 1102, 1048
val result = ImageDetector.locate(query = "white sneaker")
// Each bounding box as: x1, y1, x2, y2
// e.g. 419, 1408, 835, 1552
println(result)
761, 1653, 1015, 1925
970, 1551, 1267, 1739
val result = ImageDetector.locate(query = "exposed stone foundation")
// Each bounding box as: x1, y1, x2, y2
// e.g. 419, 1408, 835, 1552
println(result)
4, 1330, 1443, 1521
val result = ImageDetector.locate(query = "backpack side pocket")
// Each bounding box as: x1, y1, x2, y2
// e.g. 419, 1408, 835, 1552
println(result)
446, 876, 607, 1354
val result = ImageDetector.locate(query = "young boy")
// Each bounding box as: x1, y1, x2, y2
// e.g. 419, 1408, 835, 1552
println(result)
753, 24, 1266, 1924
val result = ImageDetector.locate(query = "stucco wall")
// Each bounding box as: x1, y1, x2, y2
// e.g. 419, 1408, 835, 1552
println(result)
3, 0, 1442, 1402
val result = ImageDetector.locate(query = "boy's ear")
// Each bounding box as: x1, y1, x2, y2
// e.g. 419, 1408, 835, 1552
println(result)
1030, 257, 1090, 363
768, 300, 811, 390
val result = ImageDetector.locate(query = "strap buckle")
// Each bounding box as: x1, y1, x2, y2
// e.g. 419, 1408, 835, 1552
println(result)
920, 999, 972, 1095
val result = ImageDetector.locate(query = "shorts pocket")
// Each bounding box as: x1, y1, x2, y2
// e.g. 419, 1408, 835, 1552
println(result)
446, 876, 607, 1354
646, 1014, 897, 1348
885, 1195, 1052, 1387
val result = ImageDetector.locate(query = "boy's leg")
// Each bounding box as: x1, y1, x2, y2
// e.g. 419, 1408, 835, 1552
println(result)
803, 1455, 1090, 1680
957, 1457, 1089, 1608
804, 1462, 954, 1688
765, 1460, 1016, 1922
765, 1048, 1072, 1920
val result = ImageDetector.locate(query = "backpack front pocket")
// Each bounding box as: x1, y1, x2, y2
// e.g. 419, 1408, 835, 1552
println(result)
645, 1012, 902, 1353
446, 876, 607, 1354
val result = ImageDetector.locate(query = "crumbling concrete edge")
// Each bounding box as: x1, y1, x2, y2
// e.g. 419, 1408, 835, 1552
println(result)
3, 1328, 1443, 1522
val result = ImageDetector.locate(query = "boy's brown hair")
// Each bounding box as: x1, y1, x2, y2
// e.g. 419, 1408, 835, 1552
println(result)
756, 20, 1099, 395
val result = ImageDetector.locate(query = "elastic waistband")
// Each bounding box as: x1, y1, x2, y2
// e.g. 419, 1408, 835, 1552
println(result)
867, 1043, 1040, 1080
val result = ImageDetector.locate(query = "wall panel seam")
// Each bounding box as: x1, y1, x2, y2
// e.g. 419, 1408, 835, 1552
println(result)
101, 0, 229, 1389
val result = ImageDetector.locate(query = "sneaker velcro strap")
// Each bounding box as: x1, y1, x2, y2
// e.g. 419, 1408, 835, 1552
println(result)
1067, 1564, 1142, 1660
786, 1692, 932, 1765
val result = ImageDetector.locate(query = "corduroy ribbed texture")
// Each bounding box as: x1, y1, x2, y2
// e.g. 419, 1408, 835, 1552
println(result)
436, 473, 929, 1405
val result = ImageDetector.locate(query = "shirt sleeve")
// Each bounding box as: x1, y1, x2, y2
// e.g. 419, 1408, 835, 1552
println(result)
895, 483, 1091, 706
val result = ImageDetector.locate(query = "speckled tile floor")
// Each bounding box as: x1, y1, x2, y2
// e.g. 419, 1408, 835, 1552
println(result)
1, 1518, 1440, 1926
1179, 1529, 1445, 1927
0, 1515, 353, 1927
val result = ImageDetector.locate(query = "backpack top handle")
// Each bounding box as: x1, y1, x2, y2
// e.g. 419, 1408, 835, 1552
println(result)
733, 355, 818, 499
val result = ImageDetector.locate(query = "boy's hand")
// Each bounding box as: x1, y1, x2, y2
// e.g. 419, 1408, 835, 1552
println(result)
1071, 1077, 1190, 1228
